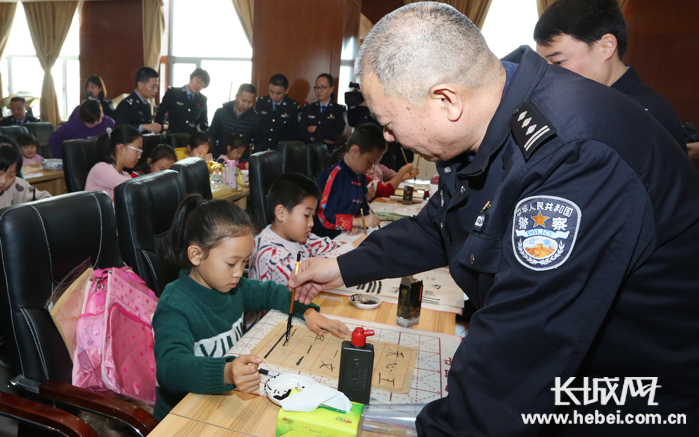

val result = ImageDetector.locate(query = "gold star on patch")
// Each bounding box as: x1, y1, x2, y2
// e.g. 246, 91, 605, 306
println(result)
531, 211, 549, 228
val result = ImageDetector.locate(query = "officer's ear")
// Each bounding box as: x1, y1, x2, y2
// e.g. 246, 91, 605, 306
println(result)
429, 84, 462, 123
597, 33, 619, 61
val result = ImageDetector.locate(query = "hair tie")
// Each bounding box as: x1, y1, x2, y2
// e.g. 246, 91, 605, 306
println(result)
106, 127, 112, 138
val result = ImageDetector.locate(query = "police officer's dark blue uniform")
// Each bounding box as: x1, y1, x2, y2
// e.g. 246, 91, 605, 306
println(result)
297, 101, 347, 148
115, 91, 156, 131
338, 48, 699, 436
255, 95, 301, 152
155, 86, 208, 134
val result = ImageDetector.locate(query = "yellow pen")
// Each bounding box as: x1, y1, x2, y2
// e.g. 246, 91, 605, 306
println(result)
360, 208, 368, 235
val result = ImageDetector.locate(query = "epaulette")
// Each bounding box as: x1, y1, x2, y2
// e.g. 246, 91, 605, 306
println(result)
510, 100, 557, 161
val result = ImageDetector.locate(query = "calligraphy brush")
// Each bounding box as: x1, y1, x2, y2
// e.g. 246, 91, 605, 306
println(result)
360, 208, 368, 236
400, 147, 409, 166
367, 168, 381, 229
413, 156, 420, 185
285, 252, 302, 345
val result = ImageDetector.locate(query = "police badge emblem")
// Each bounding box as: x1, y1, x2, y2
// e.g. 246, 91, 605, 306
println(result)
512, 195, 581, 271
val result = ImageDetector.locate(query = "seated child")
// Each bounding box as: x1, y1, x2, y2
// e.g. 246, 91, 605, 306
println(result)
16, 134, 44, 165
216, 133, 249, 170
153, 194, 350, 421
314, 123, 383, 238
0, 143, 51, 208
174, 131, 213, 162
131, 144, 176, 177
85, 125, 142, 200
367, 162, 419, 198
250, 173, 365, 285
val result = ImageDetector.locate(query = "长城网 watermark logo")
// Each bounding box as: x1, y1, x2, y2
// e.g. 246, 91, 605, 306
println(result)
552, 377, 661, 406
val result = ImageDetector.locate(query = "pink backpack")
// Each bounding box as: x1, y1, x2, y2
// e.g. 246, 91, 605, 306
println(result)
72, 267, 159, 406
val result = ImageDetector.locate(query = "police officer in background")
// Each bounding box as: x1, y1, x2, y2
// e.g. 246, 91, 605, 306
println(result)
155, 68, 210, 134
534, 0, 686, 151
255, 74, 301, 152
298, 73, 346, 151
0, 97, 39, 126
115, 66, 162, 133
290, 3, 699, 436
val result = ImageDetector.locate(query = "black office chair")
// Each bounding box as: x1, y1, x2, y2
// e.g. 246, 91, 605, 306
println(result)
24, 122, 55, 159
0, 391, 99, 437
307, 142, 329, 179
134, 134, 167, 171
170, 157, 212, 200
114, 170, 185, 296
0, 126, 29, 139
248, 150, 282, 229
0, 192, 156, 436
166, 132, 189, 150
62, 139, 102, 192
277, 141, 309, 176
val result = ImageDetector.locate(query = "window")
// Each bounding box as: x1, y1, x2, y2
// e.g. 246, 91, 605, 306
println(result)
0, 2, 80, 120
481, 0, 539, 59
168, 0, 252, 124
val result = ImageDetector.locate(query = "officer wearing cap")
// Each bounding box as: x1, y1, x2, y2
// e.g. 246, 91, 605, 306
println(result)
115, 66, 162, 133
155, 68, 210, 134
290, 3, 699, 436
298, 73, 347, 151
255, 74, 301, 152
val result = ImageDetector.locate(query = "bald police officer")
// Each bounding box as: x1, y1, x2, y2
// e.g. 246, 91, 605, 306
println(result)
290, 3, 699, 436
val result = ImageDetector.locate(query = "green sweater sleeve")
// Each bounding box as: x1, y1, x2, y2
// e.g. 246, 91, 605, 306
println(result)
239, 277, 320, 319
153, 306, 236, 394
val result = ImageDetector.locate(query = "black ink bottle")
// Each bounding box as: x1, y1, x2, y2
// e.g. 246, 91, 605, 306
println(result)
338, 327, 375, 404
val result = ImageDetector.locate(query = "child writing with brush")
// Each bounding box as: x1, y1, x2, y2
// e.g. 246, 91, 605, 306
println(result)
152, 194, 349, 421
314, 123, 384, 238
250, 173, 366, 287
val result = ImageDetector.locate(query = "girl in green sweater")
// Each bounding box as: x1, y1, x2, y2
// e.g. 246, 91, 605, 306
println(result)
153, 194, 350, 421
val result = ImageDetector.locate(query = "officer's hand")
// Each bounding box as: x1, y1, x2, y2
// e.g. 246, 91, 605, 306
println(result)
144, 122, 163, 133
289, 258, 344, 304
365, 214, 381, 228
308, 126, 317, 133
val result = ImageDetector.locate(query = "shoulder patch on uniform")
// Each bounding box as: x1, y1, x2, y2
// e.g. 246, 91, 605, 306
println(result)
510, 101, 557, 161
512, 195, 580, 271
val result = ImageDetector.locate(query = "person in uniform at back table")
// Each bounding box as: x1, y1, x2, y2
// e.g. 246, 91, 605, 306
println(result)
534, 0, 687, 151
255, 74, 301, 152
298, 73, 346, 152
115, 66, 163, 134
208, 83, 262, 158
0, 97, 39, 126
155, 67, 210, 134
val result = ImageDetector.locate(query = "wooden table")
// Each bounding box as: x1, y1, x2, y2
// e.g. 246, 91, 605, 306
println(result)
213, 187, 250, 209
149, 294, 456, 437
23, 165, 67, 196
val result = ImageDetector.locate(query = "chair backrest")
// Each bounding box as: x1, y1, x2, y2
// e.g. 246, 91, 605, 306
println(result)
0, 191, 123, 383
307, 142, 329, 179
170, 157, 212, 200
62, 138, 102, 192
114, 170, 185, 296
134, 133, 167, 171
277, 141, 309, 176
249, 150, 282, 229
167, 132, 189, 150
0, 125, 29, 139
